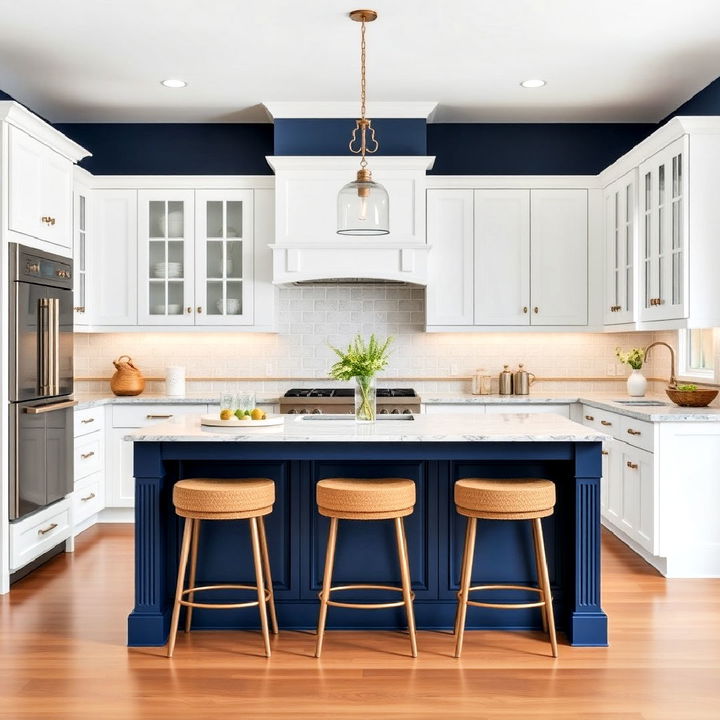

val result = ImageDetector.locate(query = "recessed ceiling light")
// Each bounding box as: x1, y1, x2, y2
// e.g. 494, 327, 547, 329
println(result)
520, 79, 546, 88
161, 79, 187, 88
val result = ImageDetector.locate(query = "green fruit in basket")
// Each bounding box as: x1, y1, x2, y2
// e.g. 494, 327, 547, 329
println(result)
234, 409, 246, 420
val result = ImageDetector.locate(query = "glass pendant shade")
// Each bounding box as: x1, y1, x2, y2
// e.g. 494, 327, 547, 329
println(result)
337, 175, 389, 236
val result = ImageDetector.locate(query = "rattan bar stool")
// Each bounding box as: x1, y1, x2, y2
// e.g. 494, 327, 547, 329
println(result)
167, 478, 279, 658
453, 477, 558, 658
315, 477, 418, 658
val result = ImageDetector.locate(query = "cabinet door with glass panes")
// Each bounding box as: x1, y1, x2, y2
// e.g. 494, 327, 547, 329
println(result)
604, 169, 637, 325
194, 190, 254, 325
639, 136, 688, 322
137, 190, 195, 325
73, 183, 91, 326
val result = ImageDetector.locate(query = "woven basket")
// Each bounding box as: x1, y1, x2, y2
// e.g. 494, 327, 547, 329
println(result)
665, 388, 718, 407
110, 355, 145, 396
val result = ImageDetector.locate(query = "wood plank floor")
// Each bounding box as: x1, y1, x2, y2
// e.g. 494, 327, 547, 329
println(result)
0, 525, 718, 720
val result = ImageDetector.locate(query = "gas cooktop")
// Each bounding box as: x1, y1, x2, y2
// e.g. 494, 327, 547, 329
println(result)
283, 388, 418, 398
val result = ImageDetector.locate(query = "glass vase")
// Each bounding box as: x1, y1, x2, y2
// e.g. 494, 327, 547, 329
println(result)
354, 375, 377, 423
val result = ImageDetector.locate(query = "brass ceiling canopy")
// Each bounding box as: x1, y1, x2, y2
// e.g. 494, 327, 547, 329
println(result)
349, 9, 378, 22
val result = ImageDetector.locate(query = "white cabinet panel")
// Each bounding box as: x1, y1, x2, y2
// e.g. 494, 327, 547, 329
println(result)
474, 189, 530, 325
530, 189, 588, 325
42, 146, 73, 249
91, 189, 138, 326
107, 428, 135, 507
426, 189, 474, 325
604, 438, 622, 525
620, 446, 655, 553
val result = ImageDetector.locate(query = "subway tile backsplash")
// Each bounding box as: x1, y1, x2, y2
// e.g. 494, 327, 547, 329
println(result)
75, 285, 686, 396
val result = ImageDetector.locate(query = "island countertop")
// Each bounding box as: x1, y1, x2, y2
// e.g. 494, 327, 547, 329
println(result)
124, 412, 608, 443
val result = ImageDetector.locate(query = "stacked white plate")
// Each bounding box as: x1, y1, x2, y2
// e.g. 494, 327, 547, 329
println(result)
152, 262, 183, 279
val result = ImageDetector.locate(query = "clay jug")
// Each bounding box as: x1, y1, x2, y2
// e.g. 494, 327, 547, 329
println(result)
110, 355, 145, 396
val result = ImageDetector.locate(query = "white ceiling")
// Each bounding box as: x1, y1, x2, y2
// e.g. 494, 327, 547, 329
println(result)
1, 0, 720, 123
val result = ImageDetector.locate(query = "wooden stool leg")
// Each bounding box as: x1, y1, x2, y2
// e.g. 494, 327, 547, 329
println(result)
533, 518, 558, 658
184, 519, 201, 633
249, 517, 272, 658
394, 517, 418, 658
258, 516, 279, 635
167, 517, 194, 658
315, 517, 339, 658
531, 521, 548, 634
454, 516, 477, 658
453, 518, 473, 637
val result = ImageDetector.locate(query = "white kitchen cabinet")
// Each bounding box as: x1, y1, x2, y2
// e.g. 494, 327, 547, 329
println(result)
138, 190, 196, 326
603, 170, 637, 325
620, 446, 655, 553
638, 136, 687, 322
194, 190, 254, 325
73, 177, 91, 326
530, 189, 588, 326
91, 189, 138, 326
474, 190, 530, 326
8, 125, 73, 252
71, 406, 106, 539
425, 189, 474, 326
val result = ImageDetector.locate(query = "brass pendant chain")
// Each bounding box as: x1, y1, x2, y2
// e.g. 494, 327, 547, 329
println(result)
359, 18, 368, 168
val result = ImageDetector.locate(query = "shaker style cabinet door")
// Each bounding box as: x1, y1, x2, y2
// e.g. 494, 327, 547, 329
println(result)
137, 190, 195, 326
194, 190, 254, 325
425, 189, 474, 326
529, 189, 588, 326
474, 189, 530, 325
73, 184, 91, 326
604, 170, 637, 326
638, 136, 688, 322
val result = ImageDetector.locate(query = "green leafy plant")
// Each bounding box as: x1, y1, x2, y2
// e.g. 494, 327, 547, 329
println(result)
329, 334, 393, 421
615, 346, 645, 370
676, 383, 698, 391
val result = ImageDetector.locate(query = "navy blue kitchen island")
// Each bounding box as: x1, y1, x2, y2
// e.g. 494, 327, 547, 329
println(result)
126, 413, 608, 648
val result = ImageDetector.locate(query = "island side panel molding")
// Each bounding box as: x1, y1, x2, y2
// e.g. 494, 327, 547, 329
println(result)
569, 442, 608, 646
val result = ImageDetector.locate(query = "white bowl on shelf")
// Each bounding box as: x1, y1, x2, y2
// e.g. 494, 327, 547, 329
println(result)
151, 303, 182, 315
216, 298, 241, 315
152, 262, 183, 279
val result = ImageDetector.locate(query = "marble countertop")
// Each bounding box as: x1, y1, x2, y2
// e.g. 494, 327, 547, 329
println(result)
125, 412, 608, 443
74, 392, 281, 409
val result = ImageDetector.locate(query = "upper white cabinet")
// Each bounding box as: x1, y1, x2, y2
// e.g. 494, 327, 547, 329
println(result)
73, 173, 92, 326
138, 190, 196, 326
603, 169, 637, 325
426, 187, 588, 329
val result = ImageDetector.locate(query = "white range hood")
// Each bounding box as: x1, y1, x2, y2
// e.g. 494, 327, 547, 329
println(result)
266, 155, 435, 285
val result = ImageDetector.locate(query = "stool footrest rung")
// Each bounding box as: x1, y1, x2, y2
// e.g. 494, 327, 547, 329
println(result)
179, 584, 271, 610
319, 584, 415, 611
459, 584, 548, 611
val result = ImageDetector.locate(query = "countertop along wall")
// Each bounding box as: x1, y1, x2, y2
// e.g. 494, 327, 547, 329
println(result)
73, 285, 688, 398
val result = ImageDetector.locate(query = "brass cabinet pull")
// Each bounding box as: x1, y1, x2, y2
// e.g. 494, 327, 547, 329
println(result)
80, 418, 95, 424
533, 307, 539, 314
600, 420, 612, 426
626, 461, 638, 469
146, 414, 173, 419
74, 306, 86, 313
584, 414, 594, 421
601, 450, 609, 456
80, 451, 95, 460
627, 428, 641, 436
197, 306, 203, 313
38, 523, 58, 536
41, 216, 56, 226
81, 492, 96, 502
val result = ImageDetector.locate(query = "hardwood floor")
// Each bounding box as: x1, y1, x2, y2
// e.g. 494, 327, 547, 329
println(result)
1, 525, 718, 720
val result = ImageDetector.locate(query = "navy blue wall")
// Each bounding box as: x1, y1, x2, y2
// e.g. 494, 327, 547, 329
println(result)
662, 76, 720, 121
273, 118, 426, 156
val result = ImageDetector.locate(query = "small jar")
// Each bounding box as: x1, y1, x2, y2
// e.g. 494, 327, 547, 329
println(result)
472, 369, 492, 395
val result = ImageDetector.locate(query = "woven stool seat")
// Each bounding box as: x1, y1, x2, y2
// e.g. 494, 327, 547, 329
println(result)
455, 478, 555, 520
317, 478, 416, 520
173, 478, 274, 520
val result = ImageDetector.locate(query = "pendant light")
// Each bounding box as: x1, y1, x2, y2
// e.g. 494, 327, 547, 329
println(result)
337, 9, 389, 236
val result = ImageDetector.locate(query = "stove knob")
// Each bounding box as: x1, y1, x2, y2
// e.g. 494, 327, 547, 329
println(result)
402, 409, 412, 414
391, 408, 399, 414
287, 409, 297, 414
379, 408, 389, 414
300, 408, 308, 414
311, 408, 323, 414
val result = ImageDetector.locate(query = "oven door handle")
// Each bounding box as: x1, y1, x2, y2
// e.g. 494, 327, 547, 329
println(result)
38, 298, 50, 395
24, 399, 78, 414
49, 297, 60, 395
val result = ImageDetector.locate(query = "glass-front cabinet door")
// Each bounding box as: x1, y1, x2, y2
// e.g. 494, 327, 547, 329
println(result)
604, 169, 637, 325
194, 190, 254, 326
639, 136, 688, 322
137, 190, 195, 326
73, 185, 90, 326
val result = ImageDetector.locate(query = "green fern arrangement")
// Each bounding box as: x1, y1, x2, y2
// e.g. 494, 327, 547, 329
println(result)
328, 334, 393, 381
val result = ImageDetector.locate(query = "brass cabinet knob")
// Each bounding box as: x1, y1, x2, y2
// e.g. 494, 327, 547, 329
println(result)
522, 306, 528, 314
197, 306, 203, 313
585, 415, 594, 421
186, 306, 192, 314
626, 461, 639, 470
533, 307, 539, 314
601, 450, 609, 456
600, 420, 612, 426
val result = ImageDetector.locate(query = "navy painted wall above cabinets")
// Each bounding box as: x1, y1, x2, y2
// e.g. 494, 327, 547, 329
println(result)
55, 123, 274, 175
273, 118, 427, 156
426, 123, 655, 175
662, 76, 720, 121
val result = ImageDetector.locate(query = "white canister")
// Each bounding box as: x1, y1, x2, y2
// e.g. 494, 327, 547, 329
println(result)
165, 366, 186, 397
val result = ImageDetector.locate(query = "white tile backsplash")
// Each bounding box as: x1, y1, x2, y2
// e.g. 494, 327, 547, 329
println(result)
75, 285, 695, 396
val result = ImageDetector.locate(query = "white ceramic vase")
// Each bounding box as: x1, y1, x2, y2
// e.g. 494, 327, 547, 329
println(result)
626, 368, 647, 397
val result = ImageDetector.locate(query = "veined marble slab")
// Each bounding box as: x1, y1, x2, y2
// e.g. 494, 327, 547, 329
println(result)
74, 392, 281, 410
125, 412, 608, 443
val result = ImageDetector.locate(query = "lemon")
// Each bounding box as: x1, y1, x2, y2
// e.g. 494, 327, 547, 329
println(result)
251, 408, 264, 420
220, 409, 233, 421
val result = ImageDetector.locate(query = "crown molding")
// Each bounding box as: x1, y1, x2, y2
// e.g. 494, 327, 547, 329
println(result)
266, 155, 435, 172
262, 101, 438, 121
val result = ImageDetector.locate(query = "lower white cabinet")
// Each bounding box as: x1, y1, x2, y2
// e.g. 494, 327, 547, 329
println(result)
71, 406, 106, 537
9, 499, 72, 572
619, 445, 655, 552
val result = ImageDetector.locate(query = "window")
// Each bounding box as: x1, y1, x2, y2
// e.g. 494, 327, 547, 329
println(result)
678, 328, 716, 382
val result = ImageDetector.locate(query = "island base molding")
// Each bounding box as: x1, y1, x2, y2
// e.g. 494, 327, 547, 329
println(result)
128, 442, 608, 648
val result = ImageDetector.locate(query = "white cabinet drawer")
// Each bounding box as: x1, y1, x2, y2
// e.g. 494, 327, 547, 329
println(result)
112, 403, 208, 428
581, 406, 620, 435
74, 406, 105, 437
74, 434, 103, 480
620, 416, 654, 452
73, 473, 104, 526
10, 499, 71, 572
485, 403, 570, 417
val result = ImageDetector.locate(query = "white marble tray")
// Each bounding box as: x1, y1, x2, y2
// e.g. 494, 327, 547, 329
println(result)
200, 414, 284, 428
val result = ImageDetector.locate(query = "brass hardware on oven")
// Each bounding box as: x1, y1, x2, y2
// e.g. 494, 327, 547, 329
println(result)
81, 492, 96, 502
627, 428, 641, 436
600, 420, 612, 426
38, 523, 58, 536
626, 461, 638, 469
80, 451, 95, 460
584, 414, 594, 421
24, 399, 78, 414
